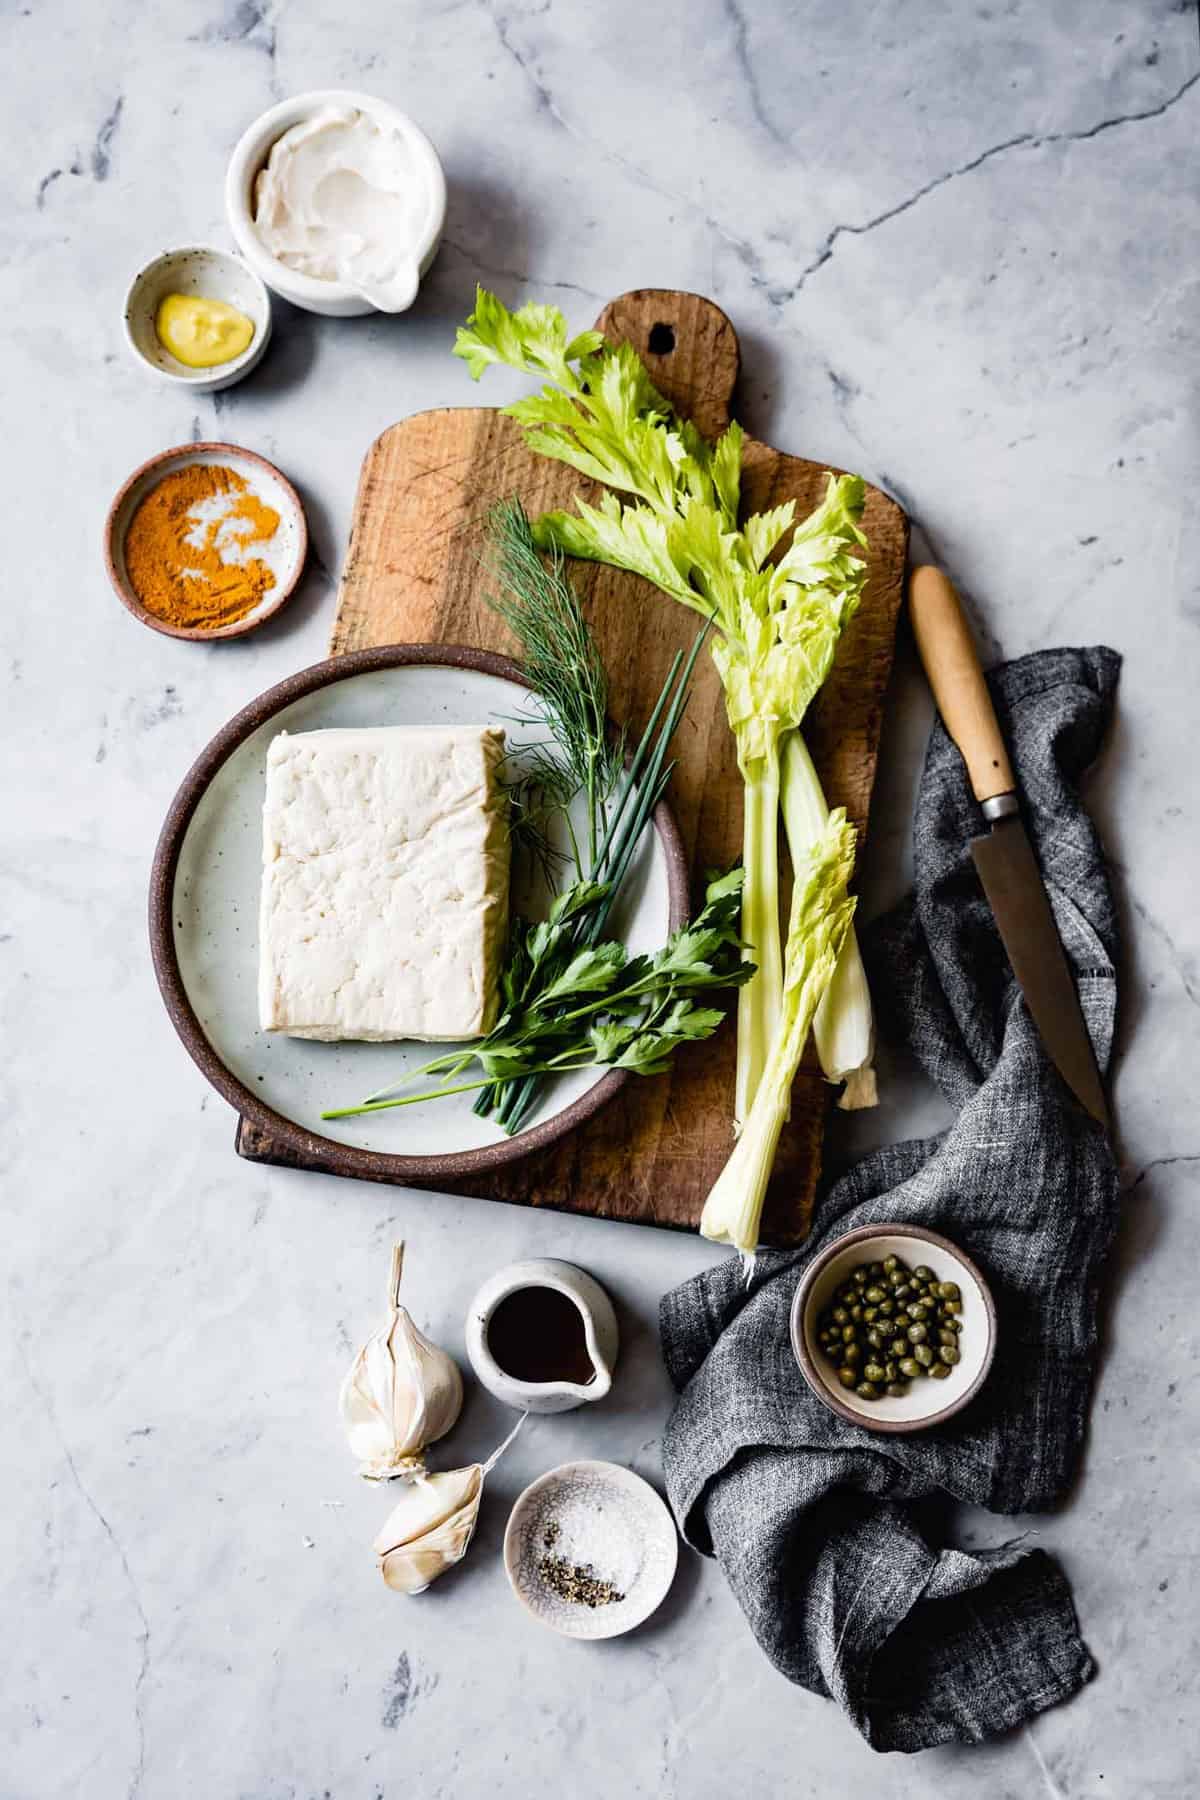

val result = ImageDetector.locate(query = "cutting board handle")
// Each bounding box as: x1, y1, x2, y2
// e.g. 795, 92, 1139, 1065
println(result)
909, 565, 1016, 804
595, 289, 740, 441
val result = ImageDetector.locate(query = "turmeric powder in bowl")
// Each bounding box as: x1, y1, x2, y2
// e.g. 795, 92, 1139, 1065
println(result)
106, 442, 308, 641
125, 461, 281, 631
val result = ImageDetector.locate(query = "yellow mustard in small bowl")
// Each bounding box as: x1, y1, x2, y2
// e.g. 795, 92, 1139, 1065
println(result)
124, 246, 271, 393
155, 293, 255, 369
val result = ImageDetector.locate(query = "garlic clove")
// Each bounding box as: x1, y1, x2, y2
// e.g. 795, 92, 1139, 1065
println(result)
339, 1243, 464, 1481
373, 1465, 484, 1594
372, 1414, 527, 1595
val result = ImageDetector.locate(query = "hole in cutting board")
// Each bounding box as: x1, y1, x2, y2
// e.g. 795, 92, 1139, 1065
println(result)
648, 322, 675, 355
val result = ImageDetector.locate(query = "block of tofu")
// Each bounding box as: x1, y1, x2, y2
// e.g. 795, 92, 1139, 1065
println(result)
258, 725, 509, 1042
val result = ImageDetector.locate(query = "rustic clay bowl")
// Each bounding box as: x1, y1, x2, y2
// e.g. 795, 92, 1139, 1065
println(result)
791, 1222, 997, 1435
104, 442, 308, 642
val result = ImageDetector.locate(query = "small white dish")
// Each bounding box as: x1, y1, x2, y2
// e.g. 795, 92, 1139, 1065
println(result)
123, 246, 271, 392
465, 1260, 619, 1414
225, 90, 446, 317
791, 1223, 997, 1434
504, 1461, 678, 1640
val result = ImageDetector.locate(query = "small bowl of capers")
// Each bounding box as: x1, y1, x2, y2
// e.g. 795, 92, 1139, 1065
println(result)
790, 1224, 997, 1434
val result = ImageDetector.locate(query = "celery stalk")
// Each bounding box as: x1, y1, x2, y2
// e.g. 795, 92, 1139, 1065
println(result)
452, 290, 876, 1177
700, 811, 858, 1256
734, 749, 783, 1131
780, 732, 877, 1109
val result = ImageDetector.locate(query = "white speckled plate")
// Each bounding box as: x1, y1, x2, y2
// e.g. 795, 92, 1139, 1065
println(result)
503, 1460, 678, 1640
150, 646, 688, 1183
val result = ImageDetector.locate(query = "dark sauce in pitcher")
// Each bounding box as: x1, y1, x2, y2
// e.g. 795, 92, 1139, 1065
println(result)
486, 1285, 595, 1386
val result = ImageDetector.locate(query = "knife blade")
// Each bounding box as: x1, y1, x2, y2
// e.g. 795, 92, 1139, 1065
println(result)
909, 565, 1109, 1129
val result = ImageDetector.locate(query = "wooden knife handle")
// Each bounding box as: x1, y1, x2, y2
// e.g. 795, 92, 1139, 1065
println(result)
909, 565, 1016, 803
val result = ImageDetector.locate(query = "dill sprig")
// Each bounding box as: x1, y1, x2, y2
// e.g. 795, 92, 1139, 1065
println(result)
485, 498, 623, 872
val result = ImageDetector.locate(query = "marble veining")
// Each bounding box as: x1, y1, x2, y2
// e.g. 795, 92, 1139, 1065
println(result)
2, 0, 1198, 1794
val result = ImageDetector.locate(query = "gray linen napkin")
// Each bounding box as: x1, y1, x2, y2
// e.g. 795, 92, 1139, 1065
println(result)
660, 646, 1121, 1753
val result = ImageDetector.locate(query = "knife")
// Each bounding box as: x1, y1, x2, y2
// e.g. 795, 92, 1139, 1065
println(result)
909, 565, 1109, 1128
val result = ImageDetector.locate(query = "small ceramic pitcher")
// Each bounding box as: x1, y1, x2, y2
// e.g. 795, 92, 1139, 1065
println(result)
465, 1259, 619, 1414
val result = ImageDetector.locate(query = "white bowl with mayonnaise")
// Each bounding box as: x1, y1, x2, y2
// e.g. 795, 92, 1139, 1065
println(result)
225, 92, 446, 317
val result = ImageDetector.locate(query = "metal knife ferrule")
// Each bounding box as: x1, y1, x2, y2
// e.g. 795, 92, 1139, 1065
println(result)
981, 793, 1019, 823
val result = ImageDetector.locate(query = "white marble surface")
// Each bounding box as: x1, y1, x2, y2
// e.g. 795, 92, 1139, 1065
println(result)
4, 2, 1199, 1795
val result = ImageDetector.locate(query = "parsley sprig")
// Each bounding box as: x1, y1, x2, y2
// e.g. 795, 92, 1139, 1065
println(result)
321, 869, 751, 1122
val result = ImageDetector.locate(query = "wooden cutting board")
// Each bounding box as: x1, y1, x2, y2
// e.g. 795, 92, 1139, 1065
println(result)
237, 290, 907, 1244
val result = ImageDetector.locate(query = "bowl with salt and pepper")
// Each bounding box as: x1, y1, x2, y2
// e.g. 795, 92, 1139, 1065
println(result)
503, 1460, 678, 1640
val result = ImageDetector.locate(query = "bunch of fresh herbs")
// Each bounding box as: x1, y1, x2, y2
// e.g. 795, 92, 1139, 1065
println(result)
323, 501, 747, 1135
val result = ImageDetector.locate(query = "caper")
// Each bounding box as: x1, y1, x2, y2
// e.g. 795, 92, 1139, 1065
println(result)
883, 1361, 898, 1382
867, 1262, 883, 1278
866, 1328, 885, 1350
947, 1315, 963, 1332
893, 1283, 912, 1302
890, 1338, 908, 1358
885, 1381, 909, 1398
899, 1357, 922, 1378
914, 1343, 934, 1367
843, 1342, 862, 1366
862, 1306, 878, 1323
864, 1285, 886, 1304
940, 1345, 960, 1366
850, 1304, 864, 1321
832, 1306, 849, 1325
882, 1254, 899, 1272
852, 1268, 868, 1285
938, 1328, 958, 1347
838, 1367, 857, 1388
878, 1299, 895, 1318
842, 1324, 856, 1343
863, 1362, 886, 1383
855, 1381, 880, 1401
914, 1265, 934, 1281
906, 1323, 928, 1344
929, 1361, 951, 1379
936, 1282, 961, 1301
943, 1299, 962, 1316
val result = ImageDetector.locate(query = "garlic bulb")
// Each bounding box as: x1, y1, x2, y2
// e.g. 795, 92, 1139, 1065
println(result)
373, 1415, 526, 1594
339, 1243, 463, 1481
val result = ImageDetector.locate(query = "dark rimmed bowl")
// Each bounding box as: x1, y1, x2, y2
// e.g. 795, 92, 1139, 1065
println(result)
791, 1223, 997, 1434
148, 643, 690, 1185
105, 441, 307, 641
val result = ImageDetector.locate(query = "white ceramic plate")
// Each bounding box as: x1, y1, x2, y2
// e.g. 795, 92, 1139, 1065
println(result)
503, 1460, 679, 1640
151, 647, 687, 1179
